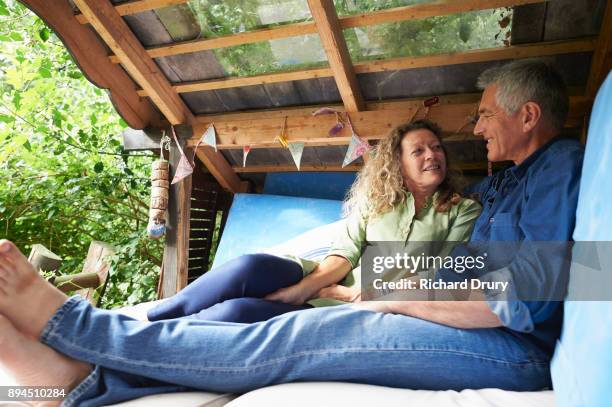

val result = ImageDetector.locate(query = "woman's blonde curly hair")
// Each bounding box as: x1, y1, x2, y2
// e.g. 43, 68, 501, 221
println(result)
343, 119, 462, 221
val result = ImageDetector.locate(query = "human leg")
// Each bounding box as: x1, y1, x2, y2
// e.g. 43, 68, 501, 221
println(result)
147, 253, 303, 321
187, 297, 312, 323
0, 240, 551, 407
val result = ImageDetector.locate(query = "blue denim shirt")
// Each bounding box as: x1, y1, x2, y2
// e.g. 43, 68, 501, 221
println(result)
466, 137, 584, 353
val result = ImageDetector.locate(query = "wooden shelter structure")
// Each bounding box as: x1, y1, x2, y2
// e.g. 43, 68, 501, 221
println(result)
21, 0, 612, 298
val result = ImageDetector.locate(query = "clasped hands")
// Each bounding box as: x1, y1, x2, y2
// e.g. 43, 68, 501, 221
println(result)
264, 283, 361, 305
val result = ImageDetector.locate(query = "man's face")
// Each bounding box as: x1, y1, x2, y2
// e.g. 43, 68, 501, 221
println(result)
474, 84, 527, 163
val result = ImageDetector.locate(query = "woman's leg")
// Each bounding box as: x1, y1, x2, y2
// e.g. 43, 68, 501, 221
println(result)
147, 254, 303, 321
188, 297, 311, 323
0, 240, 551, 407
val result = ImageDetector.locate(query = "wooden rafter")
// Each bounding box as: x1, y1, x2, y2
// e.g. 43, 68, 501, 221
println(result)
73, 0, 244, 193
186, 96, 587, 150
135, 38, 596, 96
232, 162, 495, 173
20, 0, 159, 129
585, 0, 612, 100
307, 0, 363, 112
75, 0, 187, 24
109, 0, 545, 62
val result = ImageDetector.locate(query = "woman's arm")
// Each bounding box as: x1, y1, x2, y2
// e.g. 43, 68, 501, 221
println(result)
265, 255, 352, 305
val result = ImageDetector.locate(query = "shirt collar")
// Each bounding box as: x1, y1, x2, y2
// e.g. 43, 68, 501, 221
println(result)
506, 137, 560, 182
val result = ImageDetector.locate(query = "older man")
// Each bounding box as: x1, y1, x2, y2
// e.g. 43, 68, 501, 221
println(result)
0, 60, 583, 406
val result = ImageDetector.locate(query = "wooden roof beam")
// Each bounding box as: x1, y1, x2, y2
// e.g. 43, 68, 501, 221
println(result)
187, 96, 587, 150
232, 162, 497, 173
74, 0, 244, 193
109, 0, 545, 62
135, 38, 596, 96
308, 0, 364, 112
585, 0, 612, 100
75, 0, 188, 24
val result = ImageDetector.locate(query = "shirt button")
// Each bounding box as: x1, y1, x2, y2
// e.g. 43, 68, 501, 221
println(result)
489, 217, 495, 223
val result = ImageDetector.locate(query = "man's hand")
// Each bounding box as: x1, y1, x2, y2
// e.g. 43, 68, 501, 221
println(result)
264, 283, 310, 305
315, 284, 361, 303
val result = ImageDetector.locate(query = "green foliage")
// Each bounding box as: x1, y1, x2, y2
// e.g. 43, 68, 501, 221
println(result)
0, 1, 161, 308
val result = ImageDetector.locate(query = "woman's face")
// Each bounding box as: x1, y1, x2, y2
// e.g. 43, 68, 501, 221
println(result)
400, 129, 447, 193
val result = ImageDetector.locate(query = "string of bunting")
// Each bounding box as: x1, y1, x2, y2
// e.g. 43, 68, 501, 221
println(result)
178, 96, 483, 173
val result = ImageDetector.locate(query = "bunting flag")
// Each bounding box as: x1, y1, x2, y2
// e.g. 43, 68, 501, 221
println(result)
288, 142, 305, 170
243, 145, 251, 167
170, 126, 195, 185
200, 124, 217, 152
343, 133, 372, 167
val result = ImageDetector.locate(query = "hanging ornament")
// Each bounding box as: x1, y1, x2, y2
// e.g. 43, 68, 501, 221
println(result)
200, 124, 218, 152
312, 107, 346, 136
243, 145, 251, 167
147, 135, 170, 239
288, 142, 305, 170
275, 117, 289, 148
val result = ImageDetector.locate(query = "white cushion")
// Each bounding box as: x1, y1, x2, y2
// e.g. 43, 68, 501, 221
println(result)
259, 220, 344, 261
226, 382, 554, 407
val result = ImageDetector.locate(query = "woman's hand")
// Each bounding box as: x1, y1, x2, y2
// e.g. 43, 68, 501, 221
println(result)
264, 283, 310, 305
315, 284, 361, 303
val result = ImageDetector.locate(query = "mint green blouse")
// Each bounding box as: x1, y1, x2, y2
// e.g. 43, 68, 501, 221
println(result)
298, 192, 482, 307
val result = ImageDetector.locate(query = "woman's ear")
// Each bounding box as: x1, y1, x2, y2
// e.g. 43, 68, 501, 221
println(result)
521, 102, 542, 132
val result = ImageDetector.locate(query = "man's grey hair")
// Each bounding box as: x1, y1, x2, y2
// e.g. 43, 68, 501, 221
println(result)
477, 59, 569, 131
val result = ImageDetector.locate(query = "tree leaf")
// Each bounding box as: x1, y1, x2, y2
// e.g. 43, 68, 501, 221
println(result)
38, 66, 51, 78
0, 114, 15, 123
22, 140, 32, 152
39, 27, 50, 42
94, 162, 104, 173
10, 32, 23, 41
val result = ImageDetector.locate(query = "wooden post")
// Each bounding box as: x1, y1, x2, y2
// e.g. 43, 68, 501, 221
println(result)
160, 126, 192, 298
28, 244, 62, 272
75, 241, 115, 306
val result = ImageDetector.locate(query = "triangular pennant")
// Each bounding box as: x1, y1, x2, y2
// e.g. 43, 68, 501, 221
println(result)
200, 124, 217, 152
342, 133, 372, 167
288, 142, 304, 171
171, 154, 194, 184
243, 145, 251, 167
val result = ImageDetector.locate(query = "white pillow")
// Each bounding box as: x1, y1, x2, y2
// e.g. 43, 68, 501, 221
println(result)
260, 220, 345, 261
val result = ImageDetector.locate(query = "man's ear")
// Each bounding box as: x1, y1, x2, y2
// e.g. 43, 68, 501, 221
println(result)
521, 102, 542, 132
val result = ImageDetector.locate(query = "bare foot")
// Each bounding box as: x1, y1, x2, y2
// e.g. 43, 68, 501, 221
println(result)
0, 315, 91, 407
0, 240, 68, 338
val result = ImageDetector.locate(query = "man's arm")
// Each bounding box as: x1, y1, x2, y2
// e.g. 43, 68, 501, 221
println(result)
356, 291, 502, 329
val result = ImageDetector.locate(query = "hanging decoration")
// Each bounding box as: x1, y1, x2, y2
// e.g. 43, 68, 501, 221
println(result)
243, 145, 251, 167
200, 123, 218, 152
312, 107, 348, 136
275, 116, 289, 148
170, 125, 209, 185
341, 113, 372, 167
147, 133, 170, 239
170, 126, 194, 185
408, 96, 440, 123
288, 142, 305, 170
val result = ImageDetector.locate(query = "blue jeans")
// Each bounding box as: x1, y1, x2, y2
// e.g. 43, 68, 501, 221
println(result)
147, 254, 312, 323
42, 297, 552, 407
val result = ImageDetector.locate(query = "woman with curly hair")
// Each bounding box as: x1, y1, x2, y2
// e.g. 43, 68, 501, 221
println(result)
146, 119, 481, 323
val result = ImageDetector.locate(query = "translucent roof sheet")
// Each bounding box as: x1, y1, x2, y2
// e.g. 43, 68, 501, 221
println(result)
187, 0, 313, 37
210, 34, 328, 77
333, 0, 434, 16
345, 9, 512, 62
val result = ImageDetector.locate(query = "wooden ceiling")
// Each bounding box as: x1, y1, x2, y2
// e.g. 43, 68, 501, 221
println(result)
20, 0, 612, 192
